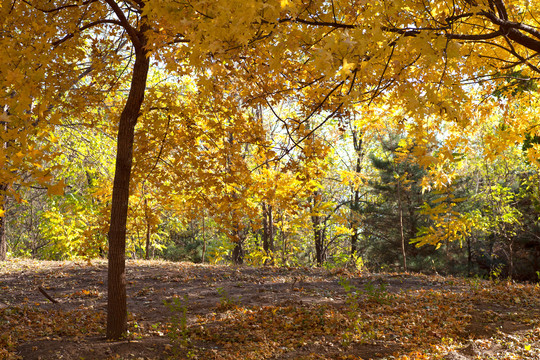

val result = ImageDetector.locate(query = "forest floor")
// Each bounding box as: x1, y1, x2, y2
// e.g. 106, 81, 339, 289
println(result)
0, 259, 539, 360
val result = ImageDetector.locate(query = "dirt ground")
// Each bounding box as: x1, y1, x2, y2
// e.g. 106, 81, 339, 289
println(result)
1, 259, 539, 359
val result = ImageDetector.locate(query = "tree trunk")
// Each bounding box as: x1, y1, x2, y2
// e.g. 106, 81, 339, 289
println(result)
232, 237, 244, 265
145, 222, 151, 260
350, 186, 360, 257
311, 192, 326, 267
107, 39, 150, 340
508, 238, 514, 279
350, 129, 363, 257
397, 178, 407, 272
201, 215, 206, 263
1, 115, 8, 261
467, 236, 472, 277
0, 184, 7, 261
313, 220, 325, 266
144, 198, 151, 260
262, 202, 274, 265
350, 182, 361, 257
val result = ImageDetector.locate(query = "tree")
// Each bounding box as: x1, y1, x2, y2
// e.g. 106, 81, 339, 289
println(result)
0, 184, 7, 260
362, 135, 426, 271
6, 0, 540, 339
7, 0, 282, 339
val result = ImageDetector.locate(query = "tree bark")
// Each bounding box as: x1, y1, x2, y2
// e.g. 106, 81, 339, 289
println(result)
0, 184, 7, 261
350, 128, 363, 259
467, 236, 472, 277
311, 193, 326, 266
0, 115, 8, 261
232, 236, 244, 265
145, 221, 151, 260
350, 164, 361, 257
262, 202, 274, 265
396, 178, 407, 272
508, 237, 514, 279
144, 198, 151, 260
201, 215, 206, 263
313, 219, 326, 266
106, 36, 149, 339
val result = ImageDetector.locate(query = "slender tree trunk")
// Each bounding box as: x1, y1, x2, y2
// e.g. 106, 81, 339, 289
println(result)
397, 178, 407, 272
107, 38, 150, 340
467, 236, 472, 277
262, 202, 274, 265
313, 222, 325, 266
350, 178, 361, 258
508, 238, 514, 279
350, 187, 360, 257
0, 184, 7, 261
145, 223, 151, 260
268, 205, 274, 263
144, 198, 151, 260
350, 129, 363, 258
262, 203, 268, 250
201, 215, 206, 263
0, 117, 8, 261
311, 194, 326, 267
311, 190, 326, 266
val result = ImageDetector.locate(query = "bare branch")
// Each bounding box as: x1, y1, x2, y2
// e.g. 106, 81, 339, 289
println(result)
52, 19, 123, 47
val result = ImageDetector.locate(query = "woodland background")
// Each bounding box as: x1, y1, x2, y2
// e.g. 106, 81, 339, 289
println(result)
3, 100, 540, 282
1, 0, 540, 281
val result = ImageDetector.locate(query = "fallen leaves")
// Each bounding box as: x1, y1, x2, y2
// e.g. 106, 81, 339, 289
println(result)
0, 259, 539, 359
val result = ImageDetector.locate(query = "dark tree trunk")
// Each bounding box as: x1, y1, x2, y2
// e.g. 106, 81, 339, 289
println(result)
350, 179, 361, 257
232, 239, 244, 265
144, 198, 151, 260
350, 129, 363, 258
313, 219, 325, 266
145, 222, 151, 260
107, 37, 150, 339
350, 184, 361, 257
201, 215, 206, 263
311, 194, 326, 267
0, 184, 7, 261
508, 237, 514, 279
1, 114, 8, 261
262, 202, 274, 265
396, 178, 407, 272
467, 236, 472, 277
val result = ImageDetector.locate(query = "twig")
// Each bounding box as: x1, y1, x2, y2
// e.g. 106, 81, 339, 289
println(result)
38, 286, 59, 304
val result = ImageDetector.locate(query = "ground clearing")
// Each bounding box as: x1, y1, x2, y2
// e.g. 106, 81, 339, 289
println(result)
1, 259, 539, 359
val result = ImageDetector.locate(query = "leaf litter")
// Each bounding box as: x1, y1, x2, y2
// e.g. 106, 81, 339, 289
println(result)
0, 259, 539, 359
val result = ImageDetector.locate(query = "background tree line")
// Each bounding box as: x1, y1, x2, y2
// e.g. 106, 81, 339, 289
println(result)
3, 104, 540, 281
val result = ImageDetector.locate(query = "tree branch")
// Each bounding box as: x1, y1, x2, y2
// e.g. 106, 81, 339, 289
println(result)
103, 0, 142, 49
38, 286, 59, 304
52, 19, 124, 47
21, 0, 97, 13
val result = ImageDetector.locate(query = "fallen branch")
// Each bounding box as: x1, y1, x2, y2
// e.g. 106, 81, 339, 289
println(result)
38, 286, 59, 304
